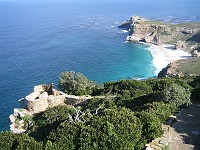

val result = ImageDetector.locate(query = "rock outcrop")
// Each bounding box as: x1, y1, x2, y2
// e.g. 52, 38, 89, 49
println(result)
9, 108, 32, 134
10, 84, 92, 133
191, 50, 200, 57
119, 16, 200, 53
158, 57, 200, 78
19, 84, 91, 114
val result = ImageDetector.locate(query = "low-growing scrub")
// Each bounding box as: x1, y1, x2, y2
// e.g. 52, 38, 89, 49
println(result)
1, 72, 195, 149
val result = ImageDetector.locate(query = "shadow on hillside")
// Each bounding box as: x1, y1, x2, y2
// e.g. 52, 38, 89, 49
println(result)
172, 103, 200, 150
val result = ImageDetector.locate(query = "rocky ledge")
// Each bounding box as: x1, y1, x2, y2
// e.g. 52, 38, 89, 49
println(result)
158, 57, 200, 78
9, 84, 92, 133
119, 16, 200, 53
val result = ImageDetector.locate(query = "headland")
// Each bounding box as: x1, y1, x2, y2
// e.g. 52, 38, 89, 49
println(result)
119, 16, 200, 77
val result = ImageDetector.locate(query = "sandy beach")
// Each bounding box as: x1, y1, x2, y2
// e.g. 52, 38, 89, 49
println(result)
147, 44, 191, 74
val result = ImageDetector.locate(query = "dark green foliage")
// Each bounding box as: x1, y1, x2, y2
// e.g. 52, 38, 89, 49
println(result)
81, 98, 117, 112
2, 76, 193, 149
58, 71, 101, 95
189, 76, 200, 102
139, 112, 163, 141
35, 105, 75, 127
161, 84, 191, 107
145, 78, 191, 93
143, 102, 177, 123
30, 105, 75, 142
0, 132, 43, 150
104, 80, 153, 98
48, 107, 144, 150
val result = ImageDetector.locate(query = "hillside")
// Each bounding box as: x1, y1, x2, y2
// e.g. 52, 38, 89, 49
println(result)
158, 57, 200, 78
119, 16, 200, 53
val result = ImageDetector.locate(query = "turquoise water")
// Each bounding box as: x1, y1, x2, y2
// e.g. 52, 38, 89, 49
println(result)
0, 0, 200, 131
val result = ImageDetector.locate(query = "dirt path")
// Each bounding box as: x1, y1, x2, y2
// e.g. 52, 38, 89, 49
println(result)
165, 103, 200, 150
146, 103, 200, 150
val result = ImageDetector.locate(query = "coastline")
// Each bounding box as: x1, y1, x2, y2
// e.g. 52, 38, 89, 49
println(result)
146, 44, 191, 75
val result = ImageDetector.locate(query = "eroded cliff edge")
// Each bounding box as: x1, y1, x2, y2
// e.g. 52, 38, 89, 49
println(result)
119, 16, 200, 77
119, 16, 200, 53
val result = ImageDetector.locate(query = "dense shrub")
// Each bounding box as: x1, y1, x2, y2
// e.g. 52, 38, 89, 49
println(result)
48, 108, 144, 150
143, 102, 177, 123
30, 105, 75, 142
145, 78, 191, 93
81, 97, 117, 112
58, 71, 101, 95
189, 76, 200, 102
139, 112, 163, 141
104, 80, 153, 98
35, 105, 75, 127
2, 75, 192, 149
0, 132, 43, 150
161, 84, 191, 107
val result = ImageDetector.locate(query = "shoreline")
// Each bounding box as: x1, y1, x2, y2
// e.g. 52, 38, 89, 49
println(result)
146, 44, 191, 75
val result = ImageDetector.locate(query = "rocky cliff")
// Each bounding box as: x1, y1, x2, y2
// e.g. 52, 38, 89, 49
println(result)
119, 16, 200, 53
158, 57, 200, 78
10, 84, 92, 133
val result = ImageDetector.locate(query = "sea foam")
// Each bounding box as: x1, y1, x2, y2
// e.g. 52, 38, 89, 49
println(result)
147, 44, 191, 74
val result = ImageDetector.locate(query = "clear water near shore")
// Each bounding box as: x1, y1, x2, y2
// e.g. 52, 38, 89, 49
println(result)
0, 0, 200, 131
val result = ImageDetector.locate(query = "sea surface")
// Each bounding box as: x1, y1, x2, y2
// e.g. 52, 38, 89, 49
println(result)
0, 0, 200, 131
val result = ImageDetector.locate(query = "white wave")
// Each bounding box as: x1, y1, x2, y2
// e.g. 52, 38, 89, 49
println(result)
110, 25, 115, 28
146, 44, 191, 75
122, 30, 128, 33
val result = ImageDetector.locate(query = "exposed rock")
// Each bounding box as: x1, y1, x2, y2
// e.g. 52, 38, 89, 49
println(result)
175, 40, 187, 50
10, 84, 93, 133
159, 139, 168, 146
9, 108, 32, 134
10, 123, 26, 134
19, 84, 92, 114
158, 60, 184, 78
191, 50, 200, 57
146, 147, 155, 150
158, 57, 200, 78
119, 16, 200, 53
179, 27, 193, 34
9, 115, 16, 123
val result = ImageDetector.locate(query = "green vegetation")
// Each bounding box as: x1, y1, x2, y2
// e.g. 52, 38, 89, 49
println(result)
161, 84, 191, 107
1, 72, 198, 150
58, 71, 103, 96
143, 21, 170, 25
0, 132, 43, 150
176, 58, 200, 77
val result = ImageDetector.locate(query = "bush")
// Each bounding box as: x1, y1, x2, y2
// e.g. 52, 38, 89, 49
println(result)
145, 78, 191, 93
48, 108, 145, 150
189, 76, 200, 102
29, 105, 75, 142
161, 84, 191, 107
58, 71, 98, 95
104, 80, 152, 98
144, 102, 177, 123
0, 132, 43, 150
139, 112, 163, 141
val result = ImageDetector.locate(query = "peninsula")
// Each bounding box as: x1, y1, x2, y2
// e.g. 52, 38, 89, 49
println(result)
119, 16, 200, 77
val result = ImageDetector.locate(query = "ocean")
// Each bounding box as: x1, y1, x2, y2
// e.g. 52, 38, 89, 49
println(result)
0, 0, 200, 131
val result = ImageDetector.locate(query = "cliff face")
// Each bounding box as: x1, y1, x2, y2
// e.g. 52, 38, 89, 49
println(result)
119, 16, 200, 53
10, 84, 92, 133
158, 57, 200, 78
19, 84, 92, 114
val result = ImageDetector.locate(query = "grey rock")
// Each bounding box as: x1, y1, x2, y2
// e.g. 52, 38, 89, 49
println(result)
9, 115, 16, 123
159, 139, 169, 146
